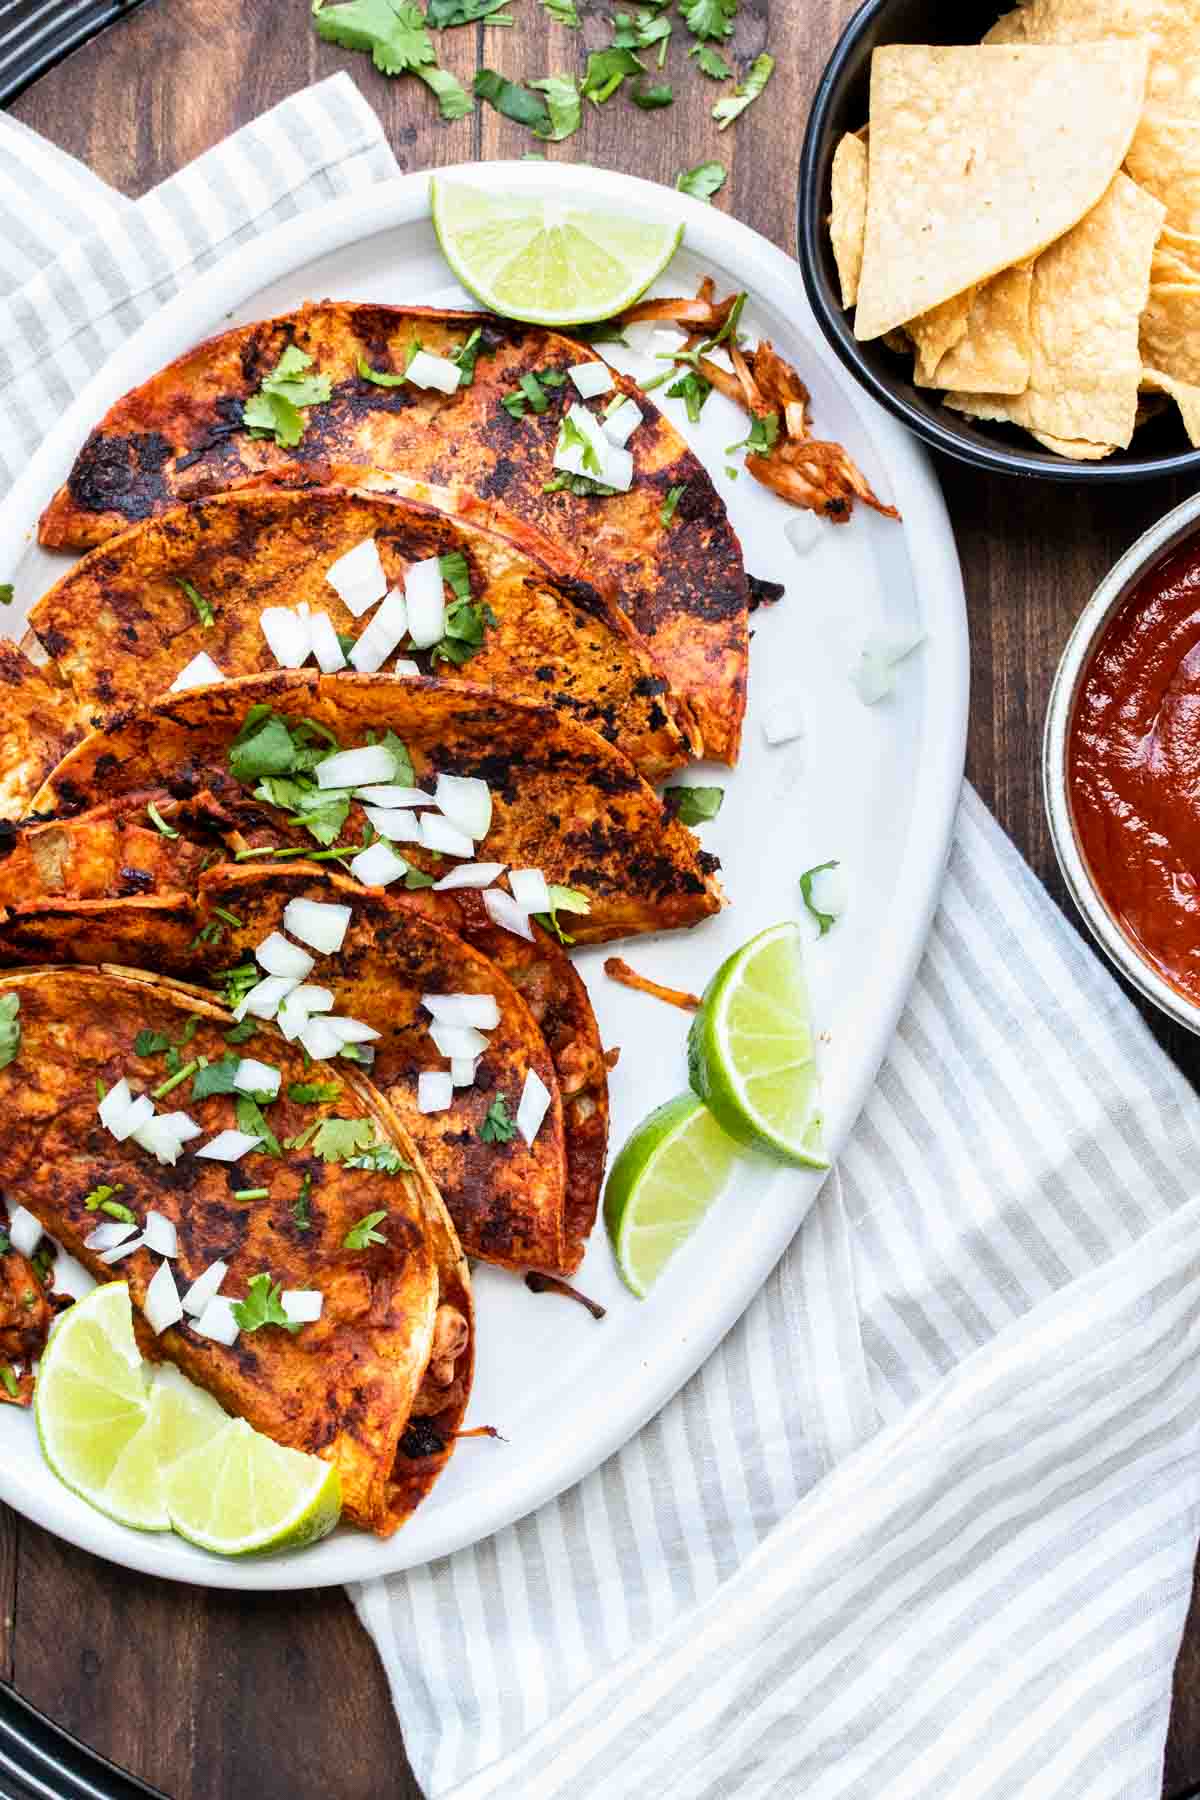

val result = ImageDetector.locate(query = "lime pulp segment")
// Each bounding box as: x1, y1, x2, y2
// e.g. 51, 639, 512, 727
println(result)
604, 1092, 738, 1297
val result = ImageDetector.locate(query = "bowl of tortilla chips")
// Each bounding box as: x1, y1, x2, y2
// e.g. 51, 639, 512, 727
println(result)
798, 0, 1200, 480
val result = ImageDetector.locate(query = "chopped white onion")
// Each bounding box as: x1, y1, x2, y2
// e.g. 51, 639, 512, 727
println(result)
195, 1129, 264, 1163
182, 1259, 228, 1318
429, 1021, 489, 1061
762, 694, 807, 747
309, 610, 347, 674
324, 1016, 380, 1046
350, 840, 408, 887
434, 772, 492, 842
254, 931, 314, 981
406, 349, 462, 394
851, 632, 926, 706
99, 1078, 153, 1143
450, 1057, 478, 1088
282, 896, 352, 955
651, 327, 689, 356
807, 863, 848, 921
516, 1068, 552, 1145
300, 1017, 345, 1062
234, 1058, 281, 1099
433, 861, 506, 891
143, 1211, 179, 1258
600, 444, 634, 492
481, 887, 534, 941
169, 651, 225, 693
84, 1220, 138, 1253
785, 512, 823, 557
158, 1111, 202, 1143
259, 605, 312, 670
326, 537, 388, 617
568, 361, 614, 399
348, 586, 410, 673
99, 1233, 145, 1266
281, 1289, 324, 1325
315, 744, 397, 791
276, 984, 335, 1040
421, 813, 475, 858
233, 973, 300, 1023
418, 1070, 454, 1114
7, 1205, 43, 1258
144, 1260, 183, 1336
393, 659, 421, 677
602, 398, 642, 448
192, 1295, 240, 1347
362, 805, 422, 844
405, 558, 447, 649
131, 1114, 191, 1166
507, 868, 551, 914
354, 784, 430, 809
553, 403, 632, 493
422, 993, 501, 1030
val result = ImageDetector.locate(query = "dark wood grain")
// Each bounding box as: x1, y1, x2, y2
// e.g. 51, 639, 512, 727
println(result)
7, 2, 1200, 1796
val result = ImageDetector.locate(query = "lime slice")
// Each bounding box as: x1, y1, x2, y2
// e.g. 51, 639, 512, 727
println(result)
165, 1418, 341, 1557
604, 1093, 738, 1297
687, 922, 829, 1168
34, 1283, 167, 1532
149, 1363, 229, 1470
431, 178, 683, 326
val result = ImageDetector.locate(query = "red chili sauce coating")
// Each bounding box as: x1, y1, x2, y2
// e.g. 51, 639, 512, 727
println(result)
1069, 535, 1200, 1003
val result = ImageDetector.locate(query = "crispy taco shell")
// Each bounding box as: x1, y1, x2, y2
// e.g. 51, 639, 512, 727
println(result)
36, 303, 749, 763
0, 966, 471, 1534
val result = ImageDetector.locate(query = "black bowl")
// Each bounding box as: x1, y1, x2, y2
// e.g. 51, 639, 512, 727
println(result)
796, 0, 1200, 483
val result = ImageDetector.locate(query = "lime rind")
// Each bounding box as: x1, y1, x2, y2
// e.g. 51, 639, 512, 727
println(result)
166, 1418, 342, 1557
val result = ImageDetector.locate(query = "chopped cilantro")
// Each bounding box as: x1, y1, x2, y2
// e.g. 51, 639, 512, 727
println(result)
313, 1116, 406, 1172
99, 1197, 137, 1225
345, 1140, 410, 1173
540, 0, 579, 20
235, 1093, 281, 1158
727, 411, 780, 456
689, 44, 732, 78
449, 327, 490, 387
713, 52, 774, 129
557, 411, 603, 475
682, 0, 736, 39
242, 345, 332, 449
431, 598, 497, 667
479, 1095, 516, 1143
473, 68, 551, 131
543, 472, 619, 497
152, 1059, 200, 1100
83, 1182, 125, 1213
0, 584, 12, 606
0, 995, 20, 1071
220, 963, 260, 1012
134, 1028, 171, 1058
501, 368, 564, 418
228, 708, 302, 782
418, 62, 477, 118
799, 860, 840, 937
0, 1232, 8, 1255
661, 484, 686, 527
288, 1080, 343, 1104
532, 883, 592, 944
224, 1018, 257, 1045
177, 577, 215, 629
666, 370, 713, 423
427, 0, 513, 22
581, 46, 643, 105
312, 0, 432, 74
191, 1055, 241, 1101
438, 551, 471, 603
293, 1173, 313, 1233
0, 1366, 18, 1400
404, 867, 436, 889
146, 800, 179, 839
531, 73, 582, 140
665, 784, 724, 825
633, 81, 674, 107
231, 1272, 301, 1336
232, 1187, 270, 1201
357, 354, 408, 387
344, 1210, 389, 1250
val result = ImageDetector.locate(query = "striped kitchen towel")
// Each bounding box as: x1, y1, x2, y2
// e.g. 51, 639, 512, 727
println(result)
4, 76, 1200, 1800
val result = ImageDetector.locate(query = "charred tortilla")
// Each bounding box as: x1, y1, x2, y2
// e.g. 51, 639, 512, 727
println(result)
33, 671, 723, 943
0, 1202, 68, 1407
29, 483, 692, 785
0, 838, 609, 1277
36, 303, 749, 763
0, 640, 86, 824
0, 966, 472, 1535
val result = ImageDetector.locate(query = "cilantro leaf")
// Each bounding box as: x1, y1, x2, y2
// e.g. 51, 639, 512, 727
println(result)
540, 0, 579, 19
557, 411, 603, 475
531, 74, 582, 141
473, 69, 552, 131
581, 46, 643, 104
479, 1095, 516, 1143
633, 81, 674, 108
191, 1055, 241, 1101
0, 1366, 18, 1400
727, 411, 780, 456
293, 1173, 313, 1234
344, 1210, 389, 1250
242, 345, 332, 448
532, 883, 592, 944
289, 1080, 343, 1104
681, 0, 736, 39
676, 160, 727, 201
220, 963, 260, 1012
417, 63, 475, 119
450, 327, 490, 387
225, 1018, 257, 1045
178, 577, 215, 629
438, 551, 471, 603
690, 43, 732, 78
430, 597, 497, 667
312, 1117, 378, 1164
235, 1093, 281, 1159
231, 1272, 301, 1336
83, 1182, 126, 1213
311, 0, 434, 74
404, 867, 436, 889
0, 995, 20, 1072
134, 1028, 171, 1058
666, 369, 713, 423
229, 709, 301, 782
713, 52, 774, 129
0, 584, 12, 606
99, 1197, 137, 1225
357, 354, 408, 387
660, 483, 687, 527
146, 800, 179, 839
799, 860, 840, 937
345, 1140, 411, 1173
664, 783, 724, 825
426, 0, 512, 22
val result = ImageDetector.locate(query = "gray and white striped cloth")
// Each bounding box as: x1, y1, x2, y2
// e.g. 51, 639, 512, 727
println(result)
4, 76, 1200, 1800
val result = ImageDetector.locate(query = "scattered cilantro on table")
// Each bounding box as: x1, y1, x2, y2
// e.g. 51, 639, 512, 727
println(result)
676, 160, 727, 201
0, 584, 12, 606
664, 783, 724, 825
427, 0, 513, 23
541, 0, 580, 22
713, 52, 774, 129
474, 68, 552, 131
799, 860, 840, 937
531, 74, 582, 141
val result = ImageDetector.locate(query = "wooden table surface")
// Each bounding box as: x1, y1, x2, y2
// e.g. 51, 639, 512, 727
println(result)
4, 2, 1200, 1795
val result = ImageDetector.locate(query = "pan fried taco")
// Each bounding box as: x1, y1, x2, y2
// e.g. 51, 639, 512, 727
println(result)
36, 303, 749, 763
28, 484, 693, 784
0, 966, 472, 1534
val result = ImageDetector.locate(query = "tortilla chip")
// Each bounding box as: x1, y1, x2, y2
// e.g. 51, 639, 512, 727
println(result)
908, 289, 977, 385
922, 265, 1034, 394
1126, 110, 1200, 234
945, 173, 1164, 449
1141, 365, 1200, 443
853, 43, 1150, 341
1152, 239, 1200, 285
1141, 281, 1200, 384
830, 131, 869, 307
1029, 431, 1119, 459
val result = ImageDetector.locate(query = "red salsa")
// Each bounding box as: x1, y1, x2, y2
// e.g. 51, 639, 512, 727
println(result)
1069, 534, 1200, 1004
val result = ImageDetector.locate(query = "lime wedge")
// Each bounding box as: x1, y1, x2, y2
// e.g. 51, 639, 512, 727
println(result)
687, 922, 829, 1167
604, 1093, 738, 1297
165, 1418, 341, 1557
34, 1283, 167, 1532
149, 1363, 229, 1470
431, 178, 683, 326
